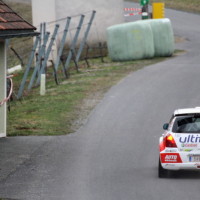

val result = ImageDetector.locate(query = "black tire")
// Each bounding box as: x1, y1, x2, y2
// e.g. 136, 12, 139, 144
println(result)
158, 159, 169, 178
168, 170, 177, 178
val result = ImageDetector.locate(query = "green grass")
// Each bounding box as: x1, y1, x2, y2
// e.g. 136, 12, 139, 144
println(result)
126, 0, 200, 13
8, 57, 167, 136
4, 0, 184, 136
158, 0, 200, 13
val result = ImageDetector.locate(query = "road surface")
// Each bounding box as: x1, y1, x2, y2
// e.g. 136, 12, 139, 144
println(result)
0, 2, 200, 200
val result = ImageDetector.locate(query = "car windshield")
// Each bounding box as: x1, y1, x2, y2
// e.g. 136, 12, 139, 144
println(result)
172, 115, 200, 133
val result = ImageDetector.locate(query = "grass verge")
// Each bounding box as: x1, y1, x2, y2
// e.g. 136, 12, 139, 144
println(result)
8, 57, 167, 136
4, 0, 32, 23
4, 1, 184, 136
125, 0, 200, 14
162, 0, 200, 13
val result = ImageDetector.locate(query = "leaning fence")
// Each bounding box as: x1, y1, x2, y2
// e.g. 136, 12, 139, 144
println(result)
5, 10, 107, 101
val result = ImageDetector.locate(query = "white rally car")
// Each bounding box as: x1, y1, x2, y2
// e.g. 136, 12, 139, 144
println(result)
159, 107, 200, 178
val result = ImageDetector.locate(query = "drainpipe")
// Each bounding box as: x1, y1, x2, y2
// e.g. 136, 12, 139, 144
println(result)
0, 41, 7, 137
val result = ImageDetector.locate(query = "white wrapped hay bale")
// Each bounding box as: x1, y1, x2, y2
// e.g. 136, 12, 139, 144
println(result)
107, 18, 174, 61
148, 18, 174, 57
107, 21, 155, 61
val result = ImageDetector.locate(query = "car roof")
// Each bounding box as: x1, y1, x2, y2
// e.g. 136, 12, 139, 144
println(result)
174, 107, 200, 116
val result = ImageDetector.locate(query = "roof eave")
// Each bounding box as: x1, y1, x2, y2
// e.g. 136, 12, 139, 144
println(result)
0, 31, 40, 39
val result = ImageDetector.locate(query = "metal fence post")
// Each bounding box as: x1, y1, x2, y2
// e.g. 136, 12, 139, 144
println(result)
76, 10, 96, 63
17, 36, 40, 99
36, 24, 60, 85
43, 22, 46, 43
54, 17, 71, 72
38, 23, 43, 51
28, 32, 50, 91
63, 15, 85, 75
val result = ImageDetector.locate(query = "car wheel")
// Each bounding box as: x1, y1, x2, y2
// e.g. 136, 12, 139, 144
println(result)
158, 158, 169, 178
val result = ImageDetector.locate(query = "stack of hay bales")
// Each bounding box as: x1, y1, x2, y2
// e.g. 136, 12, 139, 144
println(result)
107, 18, 174, 61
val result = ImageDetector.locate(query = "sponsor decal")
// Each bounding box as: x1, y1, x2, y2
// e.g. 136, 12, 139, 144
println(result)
179, 135, 200, 143
165, 155, 177, 162
181, 143, 197, 147
165, 149, 177, 153
160, 153, 182, 163
179, 149, 193, 152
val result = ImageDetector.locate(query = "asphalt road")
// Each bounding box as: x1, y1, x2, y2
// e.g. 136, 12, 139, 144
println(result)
1, 2, 200, 200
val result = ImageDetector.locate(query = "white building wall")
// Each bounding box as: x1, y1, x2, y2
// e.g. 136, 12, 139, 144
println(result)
32, 0, 56, 30
32, 0, 57, 62
32, 0, 124, 43
56, 0, 124, 43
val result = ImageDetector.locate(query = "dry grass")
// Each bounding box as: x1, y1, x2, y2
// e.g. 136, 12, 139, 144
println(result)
3, 0, 32, 23
126, 0, 200, 13
155, 0, 200, 13
8, 57, 166, 136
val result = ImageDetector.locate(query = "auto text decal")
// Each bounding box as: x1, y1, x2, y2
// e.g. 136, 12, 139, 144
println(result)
160, 153, 182, 163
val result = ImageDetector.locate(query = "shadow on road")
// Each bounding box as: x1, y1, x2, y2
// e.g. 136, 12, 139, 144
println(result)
169, 170, 200, 179
154, 166, 200, 179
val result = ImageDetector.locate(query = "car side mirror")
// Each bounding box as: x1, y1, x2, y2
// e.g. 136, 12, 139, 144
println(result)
163, 123, 169, 130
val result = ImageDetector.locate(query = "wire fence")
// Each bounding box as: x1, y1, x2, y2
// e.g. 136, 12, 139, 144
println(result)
6, 10, 108, 101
